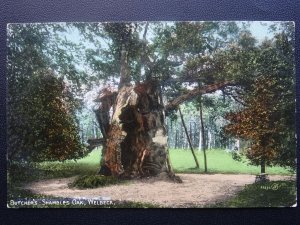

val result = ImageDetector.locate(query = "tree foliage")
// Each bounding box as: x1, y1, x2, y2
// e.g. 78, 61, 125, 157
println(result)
224, 22, 296, 170
7, 24, 85, 162
9, 70, 85, 161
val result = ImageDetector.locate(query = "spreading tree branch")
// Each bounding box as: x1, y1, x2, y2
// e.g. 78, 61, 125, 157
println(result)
165, 80, 233, 112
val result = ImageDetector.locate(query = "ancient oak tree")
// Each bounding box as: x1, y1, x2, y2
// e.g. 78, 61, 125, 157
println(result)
94, 79, 230, 178
86, 22, 235, 179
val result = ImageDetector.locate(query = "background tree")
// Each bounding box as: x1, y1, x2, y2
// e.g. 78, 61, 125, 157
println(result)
9, 69, 85, 161
7, 24, 85, 162
224, 22, 296, 172
225, 77, 282, 173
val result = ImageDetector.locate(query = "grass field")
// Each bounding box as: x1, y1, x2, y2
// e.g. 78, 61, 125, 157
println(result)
169, 149, 292, 175
73, 148, 291, 175
41, 148, 292, 178
47, 148, 293, 176
9, 148, 293, 184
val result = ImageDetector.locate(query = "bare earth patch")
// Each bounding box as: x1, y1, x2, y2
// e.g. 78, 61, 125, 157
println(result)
23, 174, 293, 208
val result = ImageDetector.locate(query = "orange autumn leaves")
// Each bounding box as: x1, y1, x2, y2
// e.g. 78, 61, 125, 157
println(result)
225, 77, 281, 165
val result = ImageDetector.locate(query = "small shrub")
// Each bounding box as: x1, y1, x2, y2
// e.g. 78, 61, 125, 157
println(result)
231, 151, 243, 162
69, 175, 123, 189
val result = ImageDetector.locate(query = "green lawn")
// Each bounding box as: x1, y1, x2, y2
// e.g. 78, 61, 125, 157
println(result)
74, 148, 292, 176
170, 149, 292, 175
9, 148, 293, 185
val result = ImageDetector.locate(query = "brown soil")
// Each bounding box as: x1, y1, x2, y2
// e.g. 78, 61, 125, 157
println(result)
23, 174, 293, 208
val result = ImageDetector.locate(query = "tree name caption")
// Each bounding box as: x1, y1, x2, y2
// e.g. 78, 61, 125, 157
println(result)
8, 197, 114, 207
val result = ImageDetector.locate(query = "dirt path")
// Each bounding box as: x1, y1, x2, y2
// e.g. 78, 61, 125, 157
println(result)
23, 174, 293, 208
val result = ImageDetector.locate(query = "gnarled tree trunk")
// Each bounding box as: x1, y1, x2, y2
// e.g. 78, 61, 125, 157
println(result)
97, 81, 173, 178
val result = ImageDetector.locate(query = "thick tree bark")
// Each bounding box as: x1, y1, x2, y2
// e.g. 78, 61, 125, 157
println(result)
98, 81, 174, 179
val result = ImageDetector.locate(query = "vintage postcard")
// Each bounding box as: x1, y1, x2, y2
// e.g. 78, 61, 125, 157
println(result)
7, 21, 296, 208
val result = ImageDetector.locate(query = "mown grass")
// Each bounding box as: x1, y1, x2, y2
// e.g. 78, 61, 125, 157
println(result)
208, 180, 296, 208
8, 148, 293, 185
170, 149, 292, 175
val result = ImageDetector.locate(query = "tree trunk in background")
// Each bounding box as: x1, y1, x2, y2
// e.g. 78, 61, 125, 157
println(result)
179, 107, 199, 168
261, 158, 266, 174
179, 123, 182, 148
169, 119, 173, 148
93, 122, 97, 138
208, 130, 212, 149
234, 139, 240, 151
193, 121, 197, 148
189, 120, 192, 146
198, 126, 202, 150
199, 95, 208, 173
175, 129, 178, 149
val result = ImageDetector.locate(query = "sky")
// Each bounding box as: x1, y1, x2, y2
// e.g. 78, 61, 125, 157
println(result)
64, 21, 275, 45
248, 21, 274, 41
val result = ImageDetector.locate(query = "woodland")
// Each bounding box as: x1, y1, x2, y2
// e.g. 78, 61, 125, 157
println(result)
7, 21, 296, 207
